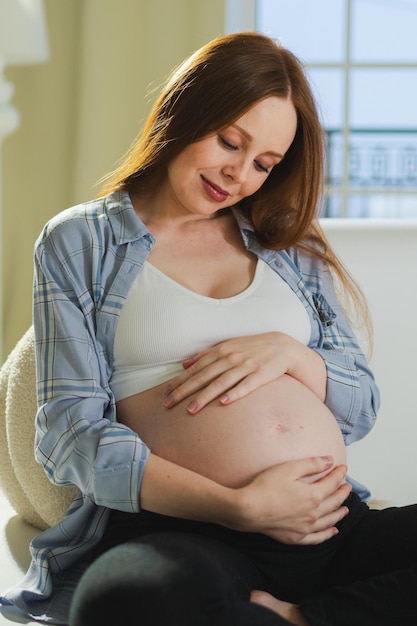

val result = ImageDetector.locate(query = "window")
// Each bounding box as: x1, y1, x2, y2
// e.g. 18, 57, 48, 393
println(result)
225, 0, 417, 217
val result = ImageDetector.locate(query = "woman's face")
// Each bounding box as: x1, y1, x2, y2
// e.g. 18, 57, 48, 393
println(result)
161, 96, 297, 219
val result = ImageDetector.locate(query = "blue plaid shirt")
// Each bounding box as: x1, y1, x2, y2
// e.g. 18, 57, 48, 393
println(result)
1, 190, 380, 623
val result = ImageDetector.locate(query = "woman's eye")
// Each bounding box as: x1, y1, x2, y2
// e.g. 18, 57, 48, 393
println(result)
255, 161, 270, 174
219, 136, 237, 150
219, 135, 272, 174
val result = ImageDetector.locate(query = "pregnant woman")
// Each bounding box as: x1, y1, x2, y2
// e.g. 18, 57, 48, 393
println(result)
3, 32, 417, 626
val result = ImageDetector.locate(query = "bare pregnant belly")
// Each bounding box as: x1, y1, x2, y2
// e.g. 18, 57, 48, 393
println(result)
116, 374, 346, 488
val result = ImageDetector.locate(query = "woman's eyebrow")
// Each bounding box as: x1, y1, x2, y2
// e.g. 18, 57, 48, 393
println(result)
231, 123, 283, 159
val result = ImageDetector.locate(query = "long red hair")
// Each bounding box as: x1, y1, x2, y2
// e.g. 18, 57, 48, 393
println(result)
99, 32, 370, 340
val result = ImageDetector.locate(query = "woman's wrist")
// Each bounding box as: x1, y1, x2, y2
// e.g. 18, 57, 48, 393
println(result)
214, 485, 252, 532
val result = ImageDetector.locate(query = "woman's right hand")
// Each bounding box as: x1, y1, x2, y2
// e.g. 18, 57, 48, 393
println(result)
231, 457, 351, 545
140, 454, 350, 546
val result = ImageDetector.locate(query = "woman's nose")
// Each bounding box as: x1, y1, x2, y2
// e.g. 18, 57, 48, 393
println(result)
222, 159, 249, 184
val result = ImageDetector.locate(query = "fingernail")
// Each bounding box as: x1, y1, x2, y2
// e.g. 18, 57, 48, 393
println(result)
187, 401, 199, 414
219, 395, 230, 405
321, 456, 333, 468
163, 395, 175, 408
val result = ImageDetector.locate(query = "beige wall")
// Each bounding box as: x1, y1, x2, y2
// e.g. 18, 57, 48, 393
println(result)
2, 0, 226, 359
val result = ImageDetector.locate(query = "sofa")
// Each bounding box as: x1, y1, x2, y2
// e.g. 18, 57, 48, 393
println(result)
1, 218, 416, 624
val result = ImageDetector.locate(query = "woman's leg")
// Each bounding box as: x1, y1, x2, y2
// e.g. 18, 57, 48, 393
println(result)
69, 531, 293, 626
298, 502, 417, 626
300, 564, 417, 626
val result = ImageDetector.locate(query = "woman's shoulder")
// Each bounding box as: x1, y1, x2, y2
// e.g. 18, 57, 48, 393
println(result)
37, 196, 109, 242
35, 191, 143, 251
285, 243, 326, 273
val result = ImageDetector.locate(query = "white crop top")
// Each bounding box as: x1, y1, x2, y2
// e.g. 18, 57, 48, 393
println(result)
110, 260, 311, 401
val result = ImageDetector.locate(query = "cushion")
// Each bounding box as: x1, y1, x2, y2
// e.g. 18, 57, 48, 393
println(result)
0, 327, 76, 530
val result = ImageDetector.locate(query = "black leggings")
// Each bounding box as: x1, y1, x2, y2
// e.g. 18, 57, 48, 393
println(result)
69, 493, 417, 626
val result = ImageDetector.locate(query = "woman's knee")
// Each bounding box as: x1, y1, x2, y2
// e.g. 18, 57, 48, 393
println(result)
69, 532, 258, 626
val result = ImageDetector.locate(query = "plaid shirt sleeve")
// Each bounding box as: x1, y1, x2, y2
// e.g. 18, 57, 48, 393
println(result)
33, 207, 149, 512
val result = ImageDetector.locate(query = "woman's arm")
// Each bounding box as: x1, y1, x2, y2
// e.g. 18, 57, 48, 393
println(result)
162, 249, 380, 445
33, 213, 352, 543
163, 332, 327, 414
33, 213, 150, 512
35, 224, 350, 544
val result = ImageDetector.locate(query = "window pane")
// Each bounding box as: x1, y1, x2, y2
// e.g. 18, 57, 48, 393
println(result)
350, 69, 417, 128
352, 0, 417, 63
326, 132, 345, 187
324, 194, 381, 218
308, 69, 345, 128
327, 130, 417, 188
324, 193, 417, 217
350, 194, 417, 217
324, 194, 344, 217
256, 0, 346, 63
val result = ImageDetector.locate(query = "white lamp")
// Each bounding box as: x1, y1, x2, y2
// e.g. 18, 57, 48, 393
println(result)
0, 0, 49, 135
0, 0, 49, 360
0, 0, 49, 64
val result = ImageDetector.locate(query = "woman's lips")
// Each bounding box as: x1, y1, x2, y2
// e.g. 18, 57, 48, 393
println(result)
201, 175, 230, 202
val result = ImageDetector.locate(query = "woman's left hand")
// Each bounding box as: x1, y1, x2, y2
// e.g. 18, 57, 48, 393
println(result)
163, 332, 325, 414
